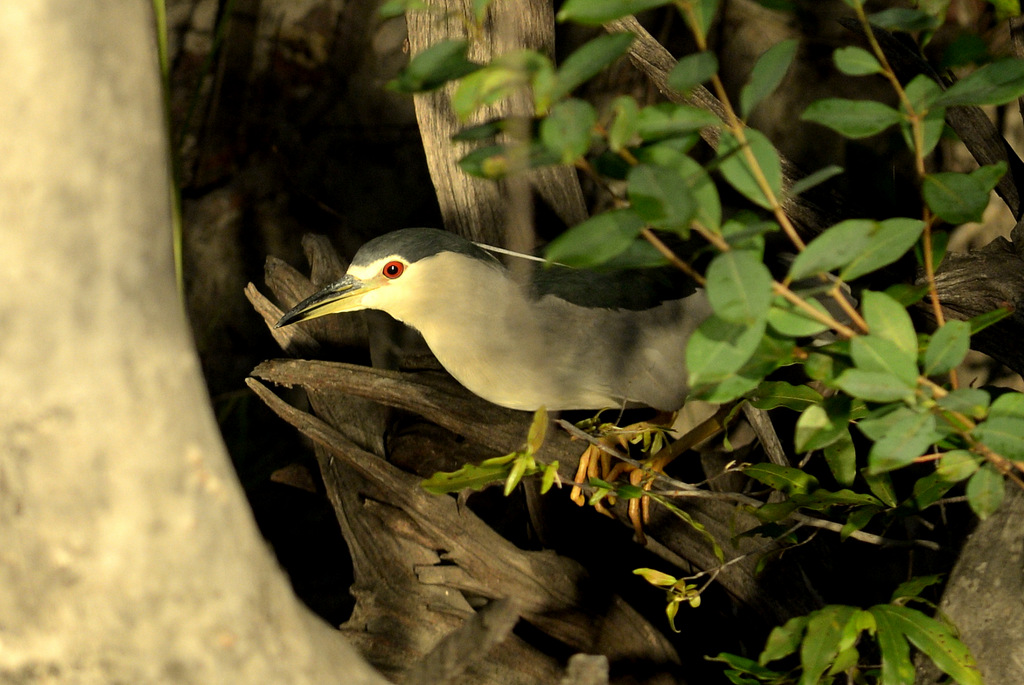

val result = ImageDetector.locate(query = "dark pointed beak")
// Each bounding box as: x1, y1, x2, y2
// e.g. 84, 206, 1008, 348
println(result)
274, 274, 374, 328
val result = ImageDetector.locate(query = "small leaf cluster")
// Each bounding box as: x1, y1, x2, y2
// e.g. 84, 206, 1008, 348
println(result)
634, 567, 703, 633
711, 576, 981, 685
421, 408, 560, 496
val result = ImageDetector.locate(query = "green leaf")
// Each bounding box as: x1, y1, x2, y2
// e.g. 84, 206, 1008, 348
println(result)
718, 128, 783, 209
968, 307, 1012, 334
681, 156, 722, 232
837, 369, 915, 403
753, 500, 799, 522
665, 598, 681, 633
861, 289, 918, 358
923, 163, 1006, 224
740, 39, 798, 118
801, 98, 902, 138
635, 144, 722, 231
667, 50, 719, 94
532, 62, 558, 113
792, 487, 882, 510
749, 380, 823, 411
421, 456, 514, 494
556, 0, 672, 24
972, 416, 1024, 459
540, 461, 559, 493
833, 45, 883, 75
504, 453, 529, 495
992, 0, 1022, 20
600, 239, 669, 269
389, 40, 481, 93
540, 99, 597, 163
924, 319, 971, 375
788, 164, 844, 198
936, 449, 981, 482
458, 142, 561, 178
594, 150, 631, 183
706, 250, 772, 322
451, 120, 504, 142
914, 226, 949, 271
457, 145, 504, 178
850, 335, 918, 387
795, 397, 850, 452
869, 605, 915, 685
788, 219, 875, 280
633, 567, 678, 587
622, 162, 696, 229
800, 606, 864, 685
966, 463, 1006, 519
868, 411, 944, 474
744, 463, 819, 496
829, 646, 861, 676
607, 96, 640, 151
863, 470, 898, 507
870, 605, 983, 685
627, 163, 696, 231
711, 652, 787, 682
688, 0, 720, 39
911, 470, 956, 509
760, 616, 809, 663
544, 209, 645, 267
693, 328, 794, 403
868, 7, 943, 32
526, 407, 547, 453
885, 283, 931, 307
935, 58, 1024, 107
552, 33, 635, 101
940, 33, 991, 68
804, 350, 848, 385
891, 575, 943, 602
936, 388, 990, 419
649, 494, 726, 562
767, 297, 831, 337
840, 217, 926, 281
686, 315, 766, 388
453, 67, 525, 120
823, 431, 857, 487
452, 51, 553, 118
989, 391, 1024, 419
721, 212, 779, 250
858, 405, 923, 441
901, 75, 946, 157
636, 103, 721, 141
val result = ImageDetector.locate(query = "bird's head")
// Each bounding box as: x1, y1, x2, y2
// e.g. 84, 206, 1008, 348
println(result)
275, 228, 502, 328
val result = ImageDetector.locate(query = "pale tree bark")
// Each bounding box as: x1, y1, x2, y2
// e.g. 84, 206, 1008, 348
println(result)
407, 0, 589, 248
0, 3, 385, 682
915, 489, 1024, 684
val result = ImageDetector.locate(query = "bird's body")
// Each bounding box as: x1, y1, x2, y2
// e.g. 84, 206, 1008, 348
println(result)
277, 228, 711, 412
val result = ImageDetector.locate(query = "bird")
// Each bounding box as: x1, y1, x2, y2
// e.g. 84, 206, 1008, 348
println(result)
275, 228, 712, 414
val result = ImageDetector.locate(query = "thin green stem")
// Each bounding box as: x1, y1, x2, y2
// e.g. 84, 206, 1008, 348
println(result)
828, 283, 869, 334
772, 281, 858, 339
151, 0, 185, 298
678, 0, 805, 253
641, 229, 707, 285
851, 1, 926, 175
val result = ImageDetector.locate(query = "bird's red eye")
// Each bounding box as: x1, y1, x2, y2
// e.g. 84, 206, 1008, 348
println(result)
382, 261, 405, 279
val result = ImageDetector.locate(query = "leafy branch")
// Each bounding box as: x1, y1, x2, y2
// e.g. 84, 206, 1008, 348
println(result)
385, 0, 1024, 680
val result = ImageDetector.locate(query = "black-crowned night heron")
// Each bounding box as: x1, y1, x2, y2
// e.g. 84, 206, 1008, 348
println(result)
276, 228, 711, 413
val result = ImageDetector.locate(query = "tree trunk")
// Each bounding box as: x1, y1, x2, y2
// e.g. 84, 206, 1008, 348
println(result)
0, 3, 385, 682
